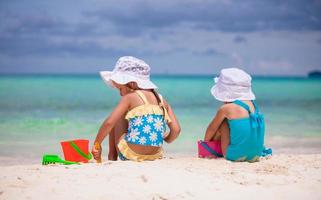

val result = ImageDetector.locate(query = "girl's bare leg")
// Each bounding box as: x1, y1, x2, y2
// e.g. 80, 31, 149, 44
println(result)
211, 119, 230, 156
108, 128, 118, 161
108, 115, 128, 160
218, 119, 230, 156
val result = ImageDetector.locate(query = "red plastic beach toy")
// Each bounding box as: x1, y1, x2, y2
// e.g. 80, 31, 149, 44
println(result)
61, 139, 92, 163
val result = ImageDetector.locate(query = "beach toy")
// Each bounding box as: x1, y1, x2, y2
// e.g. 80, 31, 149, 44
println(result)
42, 154, 79, 165
94, 142, 102, 163
198, 140, 223, 158
61, 139, 92, 163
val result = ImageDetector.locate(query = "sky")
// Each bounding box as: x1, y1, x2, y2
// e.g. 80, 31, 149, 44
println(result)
0, 0, 321, 76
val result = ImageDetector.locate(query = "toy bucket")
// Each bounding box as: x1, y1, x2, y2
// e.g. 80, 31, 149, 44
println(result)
198, 140, 223, 158
60, 139, 92, 163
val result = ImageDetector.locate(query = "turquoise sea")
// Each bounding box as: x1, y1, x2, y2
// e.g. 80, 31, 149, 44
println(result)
1, 75, 321, 164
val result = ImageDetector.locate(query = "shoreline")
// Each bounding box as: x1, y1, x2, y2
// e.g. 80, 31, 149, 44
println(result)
1, 154, 321, 200
1, 136, 321, 167
2, 136, 321, 166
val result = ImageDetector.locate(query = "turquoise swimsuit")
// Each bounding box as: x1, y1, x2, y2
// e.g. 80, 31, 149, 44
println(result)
226, 100, 265, 162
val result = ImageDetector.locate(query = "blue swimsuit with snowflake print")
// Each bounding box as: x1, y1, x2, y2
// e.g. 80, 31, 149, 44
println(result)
124, 90, 171, 147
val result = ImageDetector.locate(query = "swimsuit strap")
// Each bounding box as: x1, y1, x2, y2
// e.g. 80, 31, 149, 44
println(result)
252, 100, 260, 113
135, 90, 149, 105
233, 100, 251, 113
158, 94, 165, 106
157, 93, 172, 123
234, 100, 264, 129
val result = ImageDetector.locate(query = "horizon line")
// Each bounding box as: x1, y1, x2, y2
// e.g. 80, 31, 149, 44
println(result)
0, 72, 314, 79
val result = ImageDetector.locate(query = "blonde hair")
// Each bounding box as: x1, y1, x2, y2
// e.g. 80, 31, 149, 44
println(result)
126, 82, 165, 116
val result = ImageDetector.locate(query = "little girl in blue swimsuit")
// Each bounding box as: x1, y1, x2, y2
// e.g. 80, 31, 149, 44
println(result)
204, 68, 269, 162
92, 56, 181, 162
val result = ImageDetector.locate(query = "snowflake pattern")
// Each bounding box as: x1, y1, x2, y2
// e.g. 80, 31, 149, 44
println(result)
125, 114, 166, 147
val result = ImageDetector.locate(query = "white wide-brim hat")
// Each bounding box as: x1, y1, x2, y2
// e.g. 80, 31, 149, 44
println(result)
100, 56, 157, 89
211, 68, 255, 102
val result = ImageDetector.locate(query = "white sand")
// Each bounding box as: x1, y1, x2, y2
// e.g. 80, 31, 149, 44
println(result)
1, 154, 321, 200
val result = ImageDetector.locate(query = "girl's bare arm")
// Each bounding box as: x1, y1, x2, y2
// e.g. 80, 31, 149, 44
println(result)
94, 95, 130, 144
204, 106, 227, 141
163, 99, 181, 143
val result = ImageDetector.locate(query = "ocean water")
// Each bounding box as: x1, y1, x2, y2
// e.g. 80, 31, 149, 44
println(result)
1, 75, 321, 163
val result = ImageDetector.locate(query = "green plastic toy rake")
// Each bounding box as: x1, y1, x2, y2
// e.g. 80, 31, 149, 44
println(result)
42, 154, 80, 165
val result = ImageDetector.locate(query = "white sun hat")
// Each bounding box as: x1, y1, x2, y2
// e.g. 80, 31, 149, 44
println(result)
211, 68, 255, 102
100, 56, 157, 89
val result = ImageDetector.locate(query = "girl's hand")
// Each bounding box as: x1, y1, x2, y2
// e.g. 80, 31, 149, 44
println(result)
91, 144, 102, 160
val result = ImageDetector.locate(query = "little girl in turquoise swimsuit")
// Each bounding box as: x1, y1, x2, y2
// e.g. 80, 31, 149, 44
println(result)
204, 68, 267, 162
92, 56, 181, 162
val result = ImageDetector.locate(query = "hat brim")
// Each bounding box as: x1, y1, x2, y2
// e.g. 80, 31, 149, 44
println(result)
100, 71, 157, 89
100, 71, 115, 88
211, 83, 255, 102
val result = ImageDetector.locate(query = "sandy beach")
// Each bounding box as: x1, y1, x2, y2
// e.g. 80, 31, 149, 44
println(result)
1, 154, 321, 200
